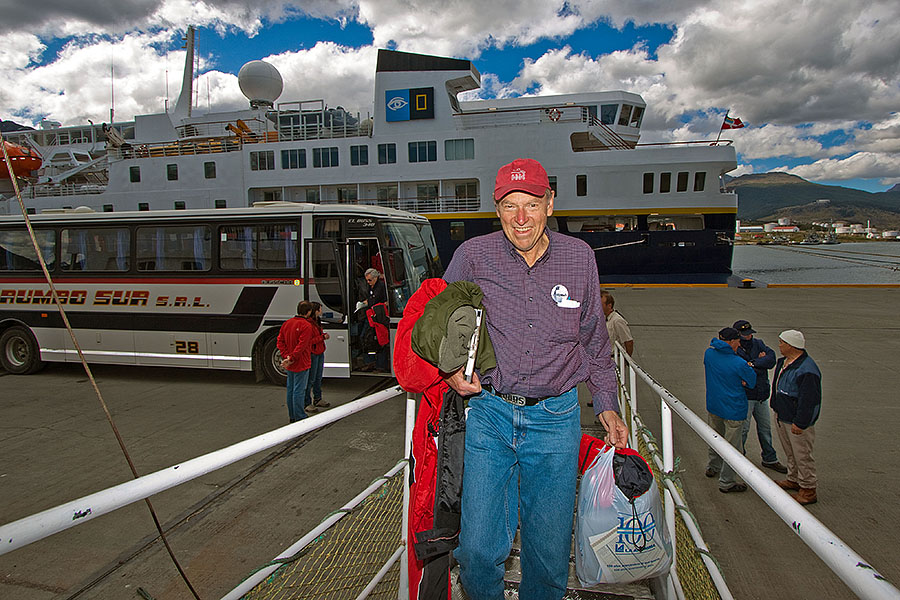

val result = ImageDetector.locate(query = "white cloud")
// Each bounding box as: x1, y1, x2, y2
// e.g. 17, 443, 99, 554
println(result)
773, 152, 900, 183
730, 164, 755, 177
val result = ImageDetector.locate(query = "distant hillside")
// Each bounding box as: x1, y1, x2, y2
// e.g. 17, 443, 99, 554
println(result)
0, 119, 33, 133
728, 173, 900, 228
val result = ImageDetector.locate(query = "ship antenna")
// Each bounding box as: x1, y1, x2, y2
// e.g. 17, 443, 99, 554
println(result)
109, 46, 115, 123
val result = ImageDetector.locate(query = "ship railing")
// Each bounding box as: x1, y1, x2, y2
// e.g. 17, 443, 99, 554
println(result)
24, 182, 107, 198
612, 341, 900, 600
112, 137, 243, 160
0, 385, 414, 600
635, 140, 734, 148
322, 194, 480, 213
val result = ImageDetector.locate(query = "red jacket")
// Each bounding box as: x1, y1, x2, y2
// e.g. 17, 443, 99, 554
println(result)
394, 278, 451, 600
307, 317, 326, 355
276, 316, 314, 372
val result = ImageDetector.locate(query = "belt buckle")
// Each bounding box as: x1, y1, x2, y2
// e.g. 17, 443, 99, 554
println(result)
507, 393, 527, 406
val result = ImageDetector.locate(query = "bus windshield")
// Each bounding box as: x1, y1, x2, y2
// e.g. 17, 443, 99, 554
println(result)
381, 221, 439, 315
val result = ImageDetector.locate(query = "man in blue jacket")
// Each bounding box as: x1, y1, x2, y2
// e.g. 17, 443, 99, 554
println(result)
704, 327, 757, 493
771, 329, 822, 505
733, 320, 786, 473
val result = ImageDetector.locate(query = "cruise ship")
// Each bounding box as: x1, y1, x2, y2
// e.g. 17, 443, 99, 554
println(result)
1, 29, 739, 281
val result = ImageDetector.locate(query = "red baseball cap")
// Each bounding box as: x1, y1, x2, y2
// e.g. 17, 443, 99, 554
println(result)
493, 158, 550, 201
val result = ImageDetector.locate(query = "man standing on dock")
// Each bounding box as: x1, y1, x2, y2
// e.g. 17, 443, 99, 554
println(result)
732, 319, 787, 473
704, 327, 757, 493
771, 330, 822, 505
602, 291, 634, 356
441, 158, 627, 599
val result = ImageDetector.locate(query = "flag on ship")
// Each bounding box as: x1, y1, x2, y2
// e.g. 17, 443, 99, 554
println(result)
721, 115, 745, 130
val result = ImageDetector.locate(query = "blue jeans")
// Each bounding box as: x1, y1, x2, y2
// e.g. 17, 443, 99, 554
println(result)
305, 353, 324, 406
742, 398, 778, 463
456, 387, 580, 600
286, 369, 309, 422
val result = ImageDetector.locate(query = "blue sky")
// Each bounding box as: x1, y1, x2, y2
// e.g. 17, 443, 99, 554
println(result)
1, 1, 898, 192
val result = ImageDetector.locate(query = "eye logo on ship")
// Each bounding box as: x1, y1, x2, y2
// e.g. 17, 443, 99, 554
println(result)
387, 96, 408, 111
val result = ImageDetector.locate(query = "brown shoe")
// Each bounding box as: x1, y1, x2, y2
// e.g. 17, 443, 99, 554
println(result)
775, 479, 801, 491
796, 488, 817, 505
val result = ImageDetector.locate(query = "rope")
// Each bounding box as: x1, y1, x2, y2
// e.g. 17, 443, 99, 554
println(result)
592, 238, 646, 251
1, 142, 201, 600
764, 244, 900, 271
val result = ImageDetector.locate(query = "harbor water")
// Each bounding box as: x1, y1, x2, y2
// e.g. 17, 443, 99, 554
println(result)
732, 241, 900, 284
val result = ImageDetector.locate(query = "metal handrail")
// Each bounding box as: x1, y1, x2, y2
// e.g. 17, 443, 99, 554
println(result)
612, 343, 900, 600
0, 385, 405, 556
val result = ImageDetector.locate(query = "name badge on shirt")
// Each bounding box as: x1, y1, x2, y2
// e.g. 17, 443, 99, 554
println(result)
551, 284, 580, 308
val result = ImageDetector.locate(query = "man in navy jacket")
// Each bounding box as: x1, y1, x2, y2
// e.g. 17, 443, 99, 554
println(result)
771, 329, 822, 505
733, 320, 786, 473
704, 327, 757, 493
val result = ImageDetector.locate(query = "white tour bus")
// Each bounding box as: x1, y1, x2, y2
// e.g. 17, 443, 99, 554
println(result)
0, 203, 443, 384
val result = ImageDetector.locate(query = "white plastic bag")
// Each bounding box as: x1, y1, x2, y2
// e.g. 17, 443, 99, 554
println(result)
575, 446, 673, 586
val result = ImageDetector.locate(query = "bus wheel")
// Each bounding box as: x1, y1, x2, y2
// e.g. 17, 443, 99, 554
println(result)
0, 326, 44, 375
260, 335, 288, 387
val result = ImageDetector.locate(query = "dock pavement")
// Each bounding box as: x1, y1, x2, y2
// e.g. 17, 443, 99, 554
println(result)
0, 286, 898, 599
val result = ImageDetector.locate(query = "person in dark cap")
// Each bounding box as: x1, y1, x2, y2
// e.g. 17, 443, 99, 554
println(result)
732, 319, 786, 473
441, 157, 627, 599
771, 329, 822, 505
703, 327, 757, 493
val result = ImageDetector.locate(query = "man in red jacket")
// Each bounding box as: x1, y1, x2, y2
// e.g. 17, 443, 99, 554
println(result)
277, 301, 314, 422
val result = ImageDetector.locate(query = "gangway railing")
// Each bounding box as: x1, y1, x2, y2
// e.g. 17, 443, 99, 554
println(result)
612, 342, 900, 600
0, 386, 408, 579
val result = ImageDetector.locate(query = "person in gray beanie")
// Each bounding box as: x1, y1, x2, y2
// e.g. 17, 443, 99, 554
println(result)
770, 329, 822, 505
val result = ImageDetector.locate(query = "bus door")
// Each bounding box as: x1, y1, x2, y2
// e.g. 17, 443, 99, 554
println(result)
304, 238, 349, 377
346, 237, 389, 374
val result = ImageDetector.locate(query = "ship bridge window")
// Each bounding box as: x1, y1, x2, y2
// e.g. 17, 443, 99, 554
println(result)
445, 138, 474, 161
548, 175, 558, 195
204, 161, 216, 179
378, 143, 397, 164
313, 147, 339, 168
61, 228, 130, 271
130, 166, 141, 183
600, 104, 618, 125
409, 141, 437, 163
630, 106, 644, 128
677, 171, 689, 192
643, 172, 654, 194
350, 145, 368, 166
167, 164, 178, 181
618, 104, 633, 126
282, 149, 306, 169
250, 150, 275, 171
694, 172, 706, 191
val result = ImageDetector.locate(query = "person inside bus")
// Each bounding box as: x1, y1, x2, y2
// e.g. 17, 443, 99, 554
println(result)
277, 301, 315, 423
304, 302, 331, 413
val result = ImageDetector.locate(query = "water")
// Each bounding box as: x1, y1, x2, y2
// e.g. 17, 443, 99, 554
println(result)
732, 241, 900, 284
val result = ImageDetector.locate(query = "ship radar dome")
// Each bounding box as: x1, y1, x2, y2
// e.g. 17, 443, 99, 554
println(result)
238, 60, 283, 108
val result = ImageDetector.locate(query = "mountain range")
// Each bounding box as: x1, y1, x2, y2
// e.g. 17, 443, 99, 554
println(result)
726, 173, 900, 228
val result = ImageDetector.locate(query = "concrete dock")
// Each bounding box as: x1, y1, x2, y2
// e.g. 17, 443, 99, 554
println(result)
1, 286, 898, 599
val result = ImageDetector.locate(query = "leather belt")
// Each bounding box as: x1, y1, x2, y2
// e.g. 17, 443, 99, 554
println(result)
483, 384, 546, 407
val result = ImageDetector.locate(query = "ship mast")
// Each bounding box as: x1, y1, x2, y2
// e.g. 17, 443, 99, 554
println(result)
171, 26, 195, 120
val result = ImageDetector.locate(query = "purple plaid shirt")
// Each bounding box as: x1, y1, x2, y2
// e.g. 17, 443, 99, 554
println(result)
443, 229, 618, 413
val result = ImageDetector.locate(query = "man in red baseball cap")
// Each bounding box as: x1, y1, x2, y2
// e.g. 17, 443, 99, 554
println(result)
441, 157, 626, 598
